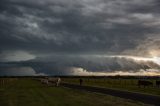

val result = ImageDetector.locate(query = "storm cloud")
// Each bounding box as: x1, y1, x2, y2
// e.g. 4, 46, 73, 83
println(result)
0, 0, 160, 75
0, 55, 160, 76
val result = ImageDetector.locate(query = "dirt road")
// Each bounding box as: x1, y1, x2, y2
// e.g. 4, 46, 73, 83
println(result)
62, 83, 160, 106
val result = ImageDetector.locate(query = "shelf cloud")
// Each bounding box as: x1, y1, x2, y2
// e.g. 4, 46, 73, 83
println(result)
0, 0, 160, 76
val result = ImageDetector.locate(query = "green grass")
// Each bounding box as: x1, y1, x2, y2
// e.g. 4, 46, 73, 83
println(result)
62, 78, 160, 96
0, 78, 152, 106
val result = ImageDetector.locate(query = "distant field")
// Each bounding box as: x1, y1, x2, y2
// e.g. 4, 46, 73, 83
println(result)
0, 78, 151, 106
62, 78, 160, 96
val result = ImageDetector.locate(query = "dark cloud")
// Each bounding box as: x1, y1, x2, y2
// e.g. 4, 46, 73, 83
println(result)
0, 0, 160, 75
1, 56, 160, 76
0, 0, 159, 54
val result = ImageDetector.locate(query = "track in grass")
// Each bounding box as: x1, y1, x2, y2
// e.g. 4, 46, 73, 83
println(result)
62, 82, 160, 106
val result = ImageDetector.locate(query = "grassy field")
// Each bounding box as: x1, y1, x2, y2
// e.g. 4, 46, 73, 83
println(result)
62, 78, 160, 96
0, 78, 152, 106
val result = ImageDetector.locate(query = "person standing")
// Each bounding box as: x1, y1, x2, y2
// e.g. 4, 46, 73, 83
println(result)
79, 78, 83, 86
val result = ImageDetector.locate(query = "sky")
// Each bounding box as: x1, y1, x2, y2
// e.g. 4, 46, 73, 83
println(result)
0, 0, 160, 76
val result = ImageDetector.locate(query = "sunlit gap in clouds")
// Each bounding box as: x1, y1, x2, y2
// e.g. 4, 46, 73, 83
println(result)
87, 54, 160, 65
69, 54, 160, 76
69, 67, 160, 76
